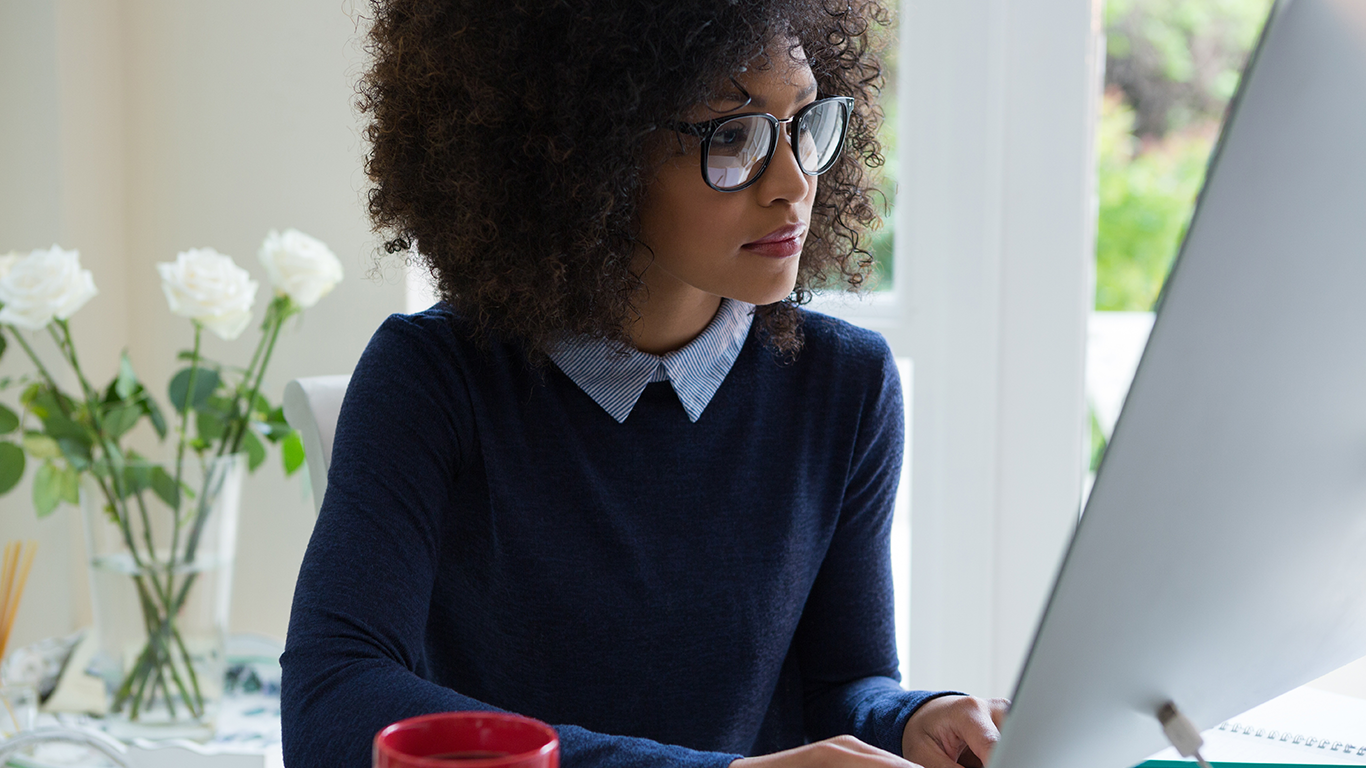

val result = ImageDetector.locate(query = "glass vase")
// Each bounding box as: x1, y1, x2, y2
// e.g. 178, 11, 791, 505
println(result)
80, 453, 244, 741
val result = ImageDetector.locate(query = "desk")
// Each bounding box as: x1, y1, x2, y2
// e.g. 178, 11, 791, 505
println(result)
5, 635, 282, 768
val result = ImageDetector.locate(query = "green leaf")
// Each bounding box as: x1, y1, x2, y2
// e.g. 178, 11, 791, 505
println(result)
22, 432, 61, 460
32, 387, 77, 422
150, 465, 179, 509
203, 394, 236, 418
57, 437, 91, 470
58, 465, 79, 505
0, 403, 18, 435
103, 403, 142, 439
241, 427, 266, 471
0, 328, 7, 363
35, 386, 91, 447
115, 352, 137, 400
196, 409, 226, 442
142, 396, 168, 440
281, 431, 305, 476
33, 462, 61, 517
250, 392, 271, 420
42, 413, 90, 446
0, 442, 24, 494
121, 463, 151, 498
260, 420, 292, 443
253, 405, 291, 442
168, 367, 221, 413
21, 384, 45, 417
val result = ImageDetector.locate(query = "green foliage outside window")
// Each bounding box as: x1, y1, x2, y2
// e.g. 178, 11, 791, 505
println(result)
1094, 93, 1210, 311
868, 18, 898, 291
1096, 0, 1273, 311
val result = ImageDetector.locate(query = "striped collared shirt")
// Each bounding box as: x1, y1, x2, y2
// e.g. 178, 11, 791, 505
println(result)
547, 298, 755, 423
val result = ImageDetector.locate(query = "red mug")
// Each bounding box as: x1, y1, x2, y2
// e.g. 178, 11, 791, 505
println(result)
374, 712, 560, 768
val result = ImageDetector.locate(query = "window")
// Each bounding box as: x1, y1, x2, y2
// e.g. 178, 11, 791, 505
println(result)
1086, 0, 1275, 491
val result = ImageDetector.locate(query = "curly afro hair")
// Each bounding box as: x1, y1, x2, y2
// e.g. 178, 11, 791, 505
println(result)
359, 0, 890, 356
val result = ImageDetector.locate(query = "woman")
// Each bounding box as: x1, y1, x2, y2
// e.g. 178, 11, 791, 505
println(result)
280, 1, 1009, 766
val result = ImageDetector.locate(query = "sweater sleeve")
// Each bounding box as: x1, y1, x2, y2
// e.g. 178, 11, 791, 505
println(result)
279, 314, 741, 768
795, 337, 958, 754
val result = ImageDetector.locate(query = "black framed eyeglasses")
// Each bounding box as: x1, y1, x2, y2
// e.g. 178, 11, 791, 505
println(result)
668, 96, 855, 192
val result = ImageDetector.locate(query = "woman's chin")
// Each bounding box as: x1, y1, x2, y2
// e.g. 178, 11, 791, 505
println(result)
731, 285, 799, 307
715, 264, 800, 307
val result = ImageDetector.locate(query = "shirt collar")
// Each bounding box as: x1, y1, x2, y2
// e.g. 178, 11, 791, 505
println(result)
547, 298, 754, 423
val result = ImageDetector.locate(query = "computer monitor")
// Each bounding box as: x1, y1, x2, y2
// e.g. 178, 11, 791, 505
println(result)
990, 2, 1366, 768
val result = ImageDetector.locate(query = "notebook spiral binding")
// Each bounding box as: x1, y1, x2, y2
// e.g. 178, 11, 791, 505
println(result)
1218, 720, 1366, 758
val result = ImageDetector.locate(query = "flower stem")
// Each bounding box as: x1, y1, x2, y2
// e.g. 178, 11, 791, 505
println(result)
170, 325, 202, 555
4, 327, 63, 397
172, 625, 204, 711
157, 664, 176, 718
116, 572, 205, 719
132, 479, 159, 573
228, 297, 290, 455
51, 322, 144, 573
8, 326, 146, 582
217, 300, 277, 458
117, 577, 161, 715
51, 321, 100, 410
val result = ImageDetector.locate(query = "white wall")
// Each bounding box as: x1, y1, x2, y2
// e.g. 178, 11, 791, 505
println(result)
0, 0, 93, 653
0, 0, 404, 650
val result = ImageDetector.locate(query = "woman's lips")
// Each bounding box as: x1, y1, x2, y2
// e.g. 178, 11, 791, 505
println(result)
742, 224, 807, 259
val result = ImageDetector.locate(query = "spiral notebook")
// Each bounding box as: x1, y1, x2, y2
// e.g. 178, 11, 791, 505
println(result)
1140, 687, 1366, 768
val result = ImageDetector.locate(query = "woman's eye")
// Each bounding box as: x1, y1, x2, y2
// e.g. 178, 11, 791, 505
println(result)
714, 124, 749, 150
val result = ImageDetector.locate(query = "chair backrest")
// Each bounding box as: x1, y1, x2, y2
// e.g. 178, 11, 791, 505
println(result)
282, 375, 351, 516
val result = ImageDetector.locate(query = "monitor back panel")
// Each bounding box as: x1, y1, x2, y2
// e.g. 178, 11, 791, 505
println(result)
993, 2, 1366, 768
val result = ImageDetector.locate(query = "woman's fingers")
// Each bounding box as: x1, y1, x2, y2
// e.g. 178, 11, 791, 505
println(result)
810, 735, 919, 768
730, 696, 1014, 768
953, 698, 1003, 767
903, 695, 1011, 768
987, 698, 1010, 730
732, 735, 922, 768
903, 739, 971, 768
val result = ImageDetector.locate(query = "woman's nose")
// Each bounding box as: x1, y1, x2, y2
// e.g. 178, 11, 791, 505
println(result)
755, 124, 813, 204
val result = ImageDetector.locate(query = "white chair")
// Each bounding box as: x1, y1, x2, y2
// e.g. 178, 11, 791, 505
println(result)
282, 375, 351, 516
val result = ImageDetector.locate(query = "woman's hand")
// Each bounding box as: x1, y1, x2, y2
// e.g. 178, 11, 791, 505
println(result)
731, 735, 923, 768
901, 695, 1011, 768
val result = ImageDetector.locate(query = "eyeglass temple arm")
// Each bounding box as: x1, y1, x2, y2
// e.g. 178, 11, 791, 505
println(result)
666, 120, 714, 137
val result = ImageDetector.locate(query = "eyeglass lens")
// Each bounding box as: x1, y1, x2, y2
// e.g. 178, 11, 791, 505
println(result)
705, 116, 773, 189
704, 99, 848, 191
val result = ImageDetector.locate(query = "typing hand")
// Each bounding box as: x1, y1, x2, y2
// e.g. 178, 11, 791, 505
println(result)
731, 735, 922, 768
901, 695, 1011, 768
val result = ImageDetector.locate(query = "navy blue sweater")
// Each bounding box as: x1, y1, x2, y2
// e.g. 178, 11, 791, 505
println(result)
280, 306, 945, 767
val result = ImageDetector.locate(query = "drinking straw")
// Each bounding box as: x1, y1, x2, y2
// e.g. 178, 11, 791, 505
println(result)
0, 541, 38, 662
0, 540, 36, 735
0, 543, 15, 644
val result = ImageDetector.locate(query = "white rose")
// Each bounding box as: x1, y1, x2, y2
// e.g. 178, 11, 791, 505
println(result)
258, 228, 343, 308
0, 246, 99, 330
157, 248, 259, 340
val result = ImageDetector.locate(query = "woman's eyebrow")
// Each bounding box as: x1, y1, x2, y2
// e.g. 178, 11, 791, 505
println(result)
746, 81, 819, 109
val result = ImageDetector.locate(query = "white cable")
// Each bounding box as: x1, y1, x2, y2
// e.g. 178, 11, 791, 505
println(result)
1159, 701, 1214, 768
